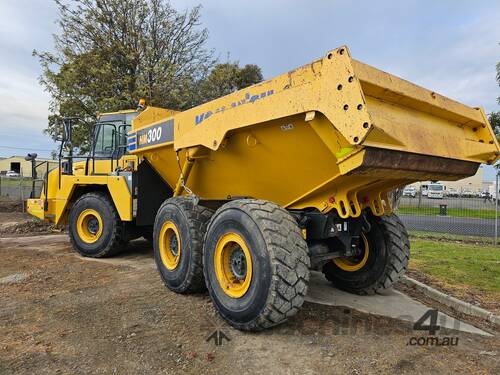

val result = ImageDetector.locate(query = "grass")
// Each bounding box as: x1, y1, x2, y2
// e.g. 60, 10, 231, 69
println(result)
0, 178, 33, 187
409, 230, 494, 245
409, 238, 500, 295
398, 206, 496, 219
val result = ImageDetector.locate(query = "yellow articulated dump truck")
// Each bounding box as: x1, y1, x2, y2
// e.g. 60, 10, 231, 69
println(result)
27, 46, 499, 331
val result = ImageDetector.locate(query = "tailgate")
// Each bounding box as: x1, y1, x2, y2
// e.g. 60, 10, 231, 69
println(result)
353, 60, 499, 165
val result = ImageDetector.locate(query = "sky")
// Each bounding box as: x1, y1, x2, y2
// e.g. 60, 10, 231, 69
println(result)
0, 0, 499, 179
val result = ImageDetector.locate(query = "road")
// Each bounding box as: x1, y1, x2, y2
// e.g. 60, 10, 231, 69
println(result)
400, 214, 496, 238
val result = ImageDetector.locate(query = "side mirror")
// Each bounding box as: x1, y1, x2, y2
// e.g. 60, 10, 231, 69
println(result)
25, 153, 38, 161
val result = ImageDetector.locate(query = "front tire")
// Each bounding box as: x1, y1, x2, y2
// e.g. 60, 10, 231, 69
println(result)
203, 199, 310, 331
68, 192, 126, 258
322, 213, 410, 295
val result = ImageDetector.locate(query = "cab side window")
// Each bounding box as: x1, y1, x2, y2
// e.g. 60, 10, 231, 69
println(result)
118, 124, 131, 153
93, 124, 116, 157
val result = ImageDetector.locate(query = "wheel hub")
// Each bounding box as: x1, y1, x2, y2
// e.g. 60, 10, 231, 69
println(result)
229, 246, 247, 280
333, 233, 370, 272
159, 221, 182, 270
214, 232, 253, 299
76, 209, 103, 244
169, 235, 179, 257
87, 217, 99, 235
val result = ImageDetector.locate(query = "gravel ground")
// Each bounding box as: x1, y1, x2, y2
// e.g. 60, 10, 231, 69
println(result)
0, 212, 55, 237
0, 233, 498, 375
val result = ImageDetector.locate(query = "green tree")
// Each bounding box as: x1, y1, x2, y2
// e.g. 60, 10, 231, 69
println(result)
489, 112, 500, 138
199, 63, 263, 102
35, 0, 217, 153
237, 64, 264, 91
491, 59, 500, 142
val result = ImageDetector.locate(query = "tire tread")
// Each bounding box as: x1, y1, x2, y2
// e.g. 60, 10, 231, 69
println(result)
68, 192, 125, 258
204, 199, 310, 331
155, 197, 213, 293
323, 213, 410, 295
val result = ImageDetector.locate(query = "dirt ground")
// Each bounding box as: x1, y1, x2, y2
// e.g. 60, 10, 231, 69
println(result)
0, 214, 499, 374
0, 212, 55, 237
0, 197, 23, 213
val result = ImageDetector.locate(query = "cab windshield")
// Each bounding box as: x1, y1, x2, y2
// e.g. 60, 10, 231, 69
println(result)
92, 112, 137, 158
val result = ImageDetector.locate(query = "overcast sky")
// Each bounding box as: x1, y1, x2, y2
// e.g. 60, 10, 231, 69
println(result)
0, 0, 499, 178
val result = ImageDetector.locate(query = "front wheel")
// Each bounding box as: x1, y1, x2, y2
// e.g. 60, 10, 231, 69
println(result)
322, 213, 410, 295
68, 192, 126, 257
203, 199, 310, 331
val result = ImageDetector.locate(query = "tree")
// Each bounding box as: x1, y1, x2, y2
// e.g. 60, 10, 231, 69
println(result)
389, 187, 405, 211
489, 111, 500, 142
491, 59, 500, 143
237, 64, 264, 91
34, 0, 217, 153
199, 63, 263, 102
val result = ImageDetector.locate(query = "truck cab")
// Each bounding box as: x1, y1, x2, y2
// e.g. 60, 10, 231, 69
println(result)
27, 110, 139, 224
427, 183, 444, 199
72, 110, 139, 175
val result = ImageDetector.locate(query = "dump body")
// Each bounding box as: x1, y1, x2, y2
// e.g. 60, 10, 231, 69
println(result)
127, 46, 498, 219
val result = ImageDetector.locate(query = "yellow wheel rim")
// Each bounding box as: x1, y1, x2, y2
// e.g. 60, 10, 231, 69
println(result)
76, 209, 103, 244
159, 221, 181, 270
334, 233, 370, 272
214, 232, 253, 298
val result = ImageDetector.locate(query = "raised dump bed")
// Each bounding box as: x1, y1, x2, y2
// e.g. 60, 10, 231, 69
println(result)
129, 46, 498, 219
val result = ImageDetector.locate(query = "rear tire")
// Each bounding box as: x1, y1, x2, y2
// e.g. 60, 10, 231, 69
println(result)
322, 213, 410, 295
153, 197, 213, 294
68, 192, 126, 258
203, 199, 310, 331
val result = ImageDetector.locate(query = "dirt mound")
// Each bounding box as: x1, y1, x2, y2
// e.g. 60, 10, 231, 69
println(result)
0, 196, 23, 212
0, 219, 57, 237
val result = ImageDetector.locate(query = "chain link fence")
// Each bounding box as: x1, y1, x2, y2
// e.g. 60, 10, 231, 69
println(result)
2, 175, 499, 244
395, 181, 499, 244
0, 176, 43, 211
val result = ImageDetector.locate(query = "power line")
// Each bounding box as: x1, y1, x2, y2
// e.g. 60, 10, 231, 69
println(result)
0, 145, 54, 152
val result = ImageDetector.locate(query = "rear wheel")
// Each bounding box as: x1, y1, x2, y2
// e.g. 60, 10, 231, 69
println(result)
322, 213, 410, 295
68, 192, 126, 257
203, 199, 310, 331
153, 197, 213, 294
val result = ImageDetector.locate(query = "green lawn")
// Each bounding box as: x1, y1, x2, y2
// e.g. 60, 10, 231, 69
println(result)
409, 238, 500, 294
398, 206, 496, 219
409, 230, 494, 245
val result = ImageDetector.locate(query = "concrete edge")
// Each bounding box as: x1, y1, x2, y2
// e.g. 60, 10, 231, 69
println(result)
401, 276, 500, 326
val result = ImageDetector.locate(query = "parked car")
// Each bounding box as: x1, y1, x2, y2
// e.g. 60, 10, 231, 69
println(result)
461, 190, 475, 198
402, 186, 417, 198
427, 183, 444, 199
481, 191, 492, 199
445, 188, 459, 197
5, 170, 20, 178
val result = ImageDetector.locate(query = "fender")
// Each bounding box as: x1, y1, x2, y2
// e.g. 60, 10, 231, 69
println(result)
27, 171, 132, 225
